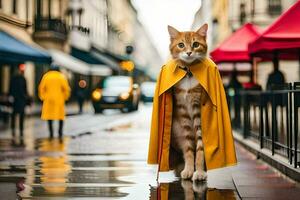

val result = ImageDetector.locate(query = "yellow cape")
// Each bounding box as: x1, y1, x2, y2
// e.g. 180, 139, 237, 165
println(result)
154, 183, 237, 200
147, 58, 237, 172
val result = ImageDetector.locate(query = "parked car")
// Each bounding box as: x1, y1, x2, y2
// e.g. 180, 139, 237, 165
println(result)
91, 76, 140, 113
140, 81, 156, 103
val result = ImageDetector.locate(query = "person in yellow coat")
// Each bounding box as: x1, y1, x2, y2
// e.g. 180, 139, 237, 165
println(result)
38, 65, 71, 138
148, 58, 237, 176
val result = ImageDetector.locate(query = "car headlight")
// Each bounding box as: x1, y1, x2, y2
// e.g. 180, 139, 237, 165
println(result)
92, 89, 102, 101
120, 92, 130, 100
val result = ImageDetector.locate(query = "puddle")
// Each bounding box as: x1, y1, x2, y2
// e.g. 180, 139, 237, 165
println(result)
0, 130, 239, 199
149, 181, 239, 200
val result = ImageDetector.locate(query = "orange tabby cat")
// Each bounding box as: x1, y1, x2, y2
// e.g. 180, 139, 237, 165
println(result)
168, 24, 209, 181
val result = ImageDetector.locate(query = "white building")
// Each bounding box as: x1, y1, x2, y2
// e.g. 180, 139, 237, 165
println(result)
68, 0, 108, 51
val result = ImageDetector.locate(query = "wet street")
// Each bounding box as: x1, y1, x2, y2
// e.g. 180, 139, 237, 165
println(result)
0, 104, 299, 199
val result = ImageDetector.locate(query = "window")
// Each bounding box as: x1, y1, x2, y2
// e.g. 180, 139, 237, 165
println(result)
12, 0, 17, 14
239, 3, 246, 25
268, 0, 282, 16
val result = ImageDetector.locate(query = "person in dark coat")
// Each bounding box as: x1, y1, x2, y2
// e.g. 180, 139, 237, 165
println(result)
266, 59, 285, 90
9, 67, 29, 137
226, 68, 243, 127
266, 58, 286, 142
76, 79, 87, 114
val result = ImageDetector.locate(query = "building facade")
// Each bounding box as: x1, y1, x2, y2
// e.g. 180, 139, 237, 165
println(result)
192, 0, 230, 51
68, 0, 108, 51
228, 0, 296, 30
106, 0, 135, 55
0, 0, 35, 96
132, 20, 163, 80
106, 0, 162, 79
32, 0, 69, 51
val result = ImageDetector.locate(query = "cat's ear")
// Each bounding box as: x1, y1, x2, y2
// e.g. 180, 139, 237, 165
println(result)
168, 25, 180, 39
196, 23, 208, 37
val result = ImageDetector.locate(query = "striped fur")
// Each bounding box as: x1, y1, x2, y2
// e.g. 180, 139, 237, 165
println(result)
171, 75, 207, 181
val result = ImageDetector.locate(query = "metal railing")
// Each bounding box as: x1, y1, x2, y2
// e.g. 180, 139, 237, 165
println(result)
228, 82, 300, 168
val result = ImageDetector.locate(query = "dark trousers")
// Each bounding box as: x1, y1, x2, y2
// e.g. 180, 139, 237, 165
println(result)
11, 112, 25, 136
78, 99, 84, 113
48, 120, 64, 138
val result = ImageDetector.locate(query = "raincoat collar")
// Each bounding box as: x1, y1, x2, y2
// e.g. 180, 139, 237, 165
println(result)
171, 58, 207, 74
159, 58, 216, 107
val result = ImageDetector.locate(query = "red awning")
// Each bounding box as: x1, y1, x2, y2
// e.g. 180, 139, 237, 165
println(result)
249, 0, 300, 60
210, 23, 261, 63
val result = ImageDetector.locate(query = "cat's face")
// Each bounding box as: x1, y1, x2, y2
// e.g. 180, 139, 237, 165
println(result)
168, 24, 208, 65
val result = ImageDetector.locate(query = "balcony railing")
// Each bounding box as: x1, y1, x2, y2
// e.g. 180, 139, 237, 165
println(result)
33, 17, 68, 41
229, 82, 300, 168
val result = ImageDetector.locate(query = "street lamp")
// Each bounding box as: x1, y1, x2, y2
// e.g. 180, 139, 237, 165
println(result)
120, 45, 135, 75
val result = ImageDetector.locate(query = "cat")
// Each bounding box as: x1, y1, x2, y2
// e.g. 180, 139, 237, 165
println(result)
168, 24, 209, 181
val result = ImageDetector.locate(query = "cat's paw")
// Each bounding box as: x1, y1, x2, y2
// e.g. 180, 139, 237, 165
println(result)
192, 170, 207, 182
181, 168, 194, 179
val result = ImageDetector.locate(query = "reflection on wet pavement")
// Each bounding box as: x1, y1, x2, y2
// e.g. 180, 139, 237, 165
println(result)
0, 106, 240, 199
150, 181, 239, 200
38, 138, 71, 195
0, 136, 240, 199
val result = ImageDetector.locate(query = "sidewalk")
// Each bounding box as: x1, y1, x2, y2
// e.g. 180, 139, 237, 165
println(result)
0, 102, 93, 130
233, 142, 300, 200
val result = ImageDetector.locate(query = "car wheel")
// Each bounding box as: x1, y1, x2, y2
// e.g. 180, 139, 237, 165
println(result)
126, 102, 135, 112
120, 108, 128, 113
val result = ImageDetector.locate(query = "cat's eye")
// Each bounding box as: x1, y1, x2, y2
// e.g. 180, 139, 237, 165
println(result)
193, 42, 200, 48
178, 43, 185, 48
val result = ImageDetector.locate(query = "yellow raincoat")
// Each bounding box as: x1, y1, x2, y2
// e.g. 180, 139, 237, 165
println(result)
148, 58, 237, 172
38, 71, 70, 120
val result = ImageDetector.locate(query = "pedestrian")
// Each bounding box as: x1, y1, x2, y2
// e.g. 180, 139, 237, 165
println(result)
76, 79, 87, 114
266, 57, 286, 142
38, 65, 71, 139
9, 65, 30, 138
226, 68, 243, 127
266, 58, 285, 90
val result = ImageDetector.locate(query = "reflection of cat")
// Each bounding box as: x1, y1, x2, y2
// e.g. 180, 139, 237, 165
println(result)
181, 180, 207, 200
168, 24, 208, 181
150, 181, 237, 200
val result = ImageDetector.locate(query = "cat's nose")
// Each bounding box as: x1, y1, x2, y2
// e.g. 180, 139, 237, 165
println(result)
186, 52, 192, 56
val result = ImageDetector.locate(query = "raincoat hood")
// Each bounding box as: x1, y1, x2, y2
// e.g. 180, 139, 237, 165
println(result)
147, 58, 237, 172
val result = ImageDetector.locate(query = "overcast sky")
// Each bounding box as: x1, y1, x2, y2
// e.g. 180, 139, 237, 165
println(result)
131, 0, 202, 61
